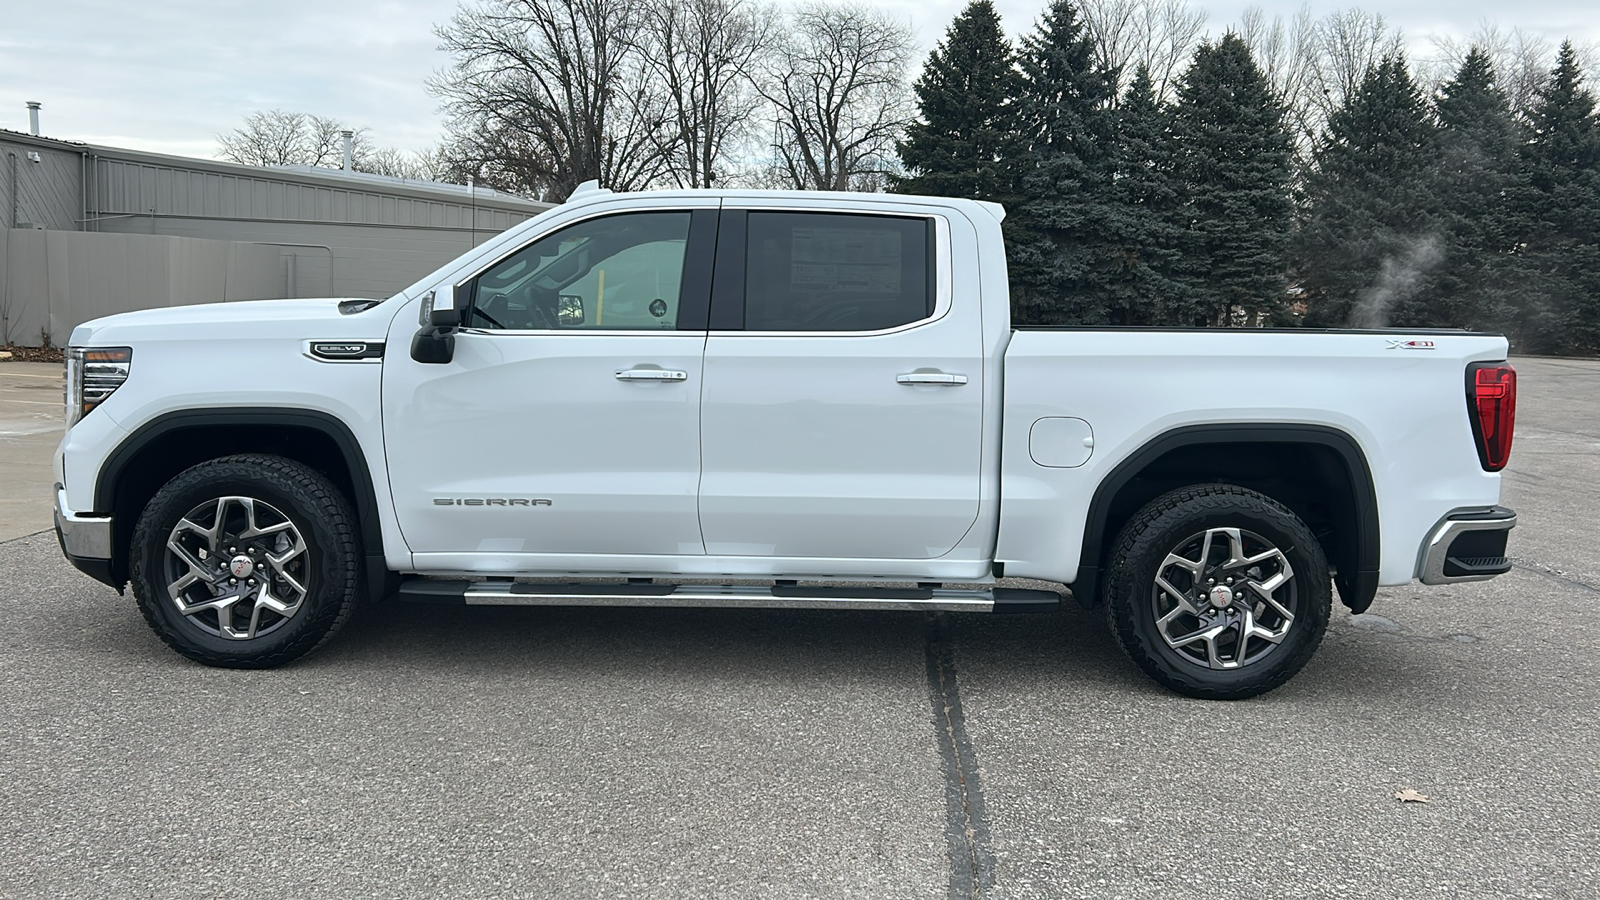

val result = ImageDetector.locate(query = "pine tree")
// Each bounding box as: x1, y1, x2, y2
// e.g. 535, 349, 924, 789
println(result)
1429, 48, 1527, 333
1173, 34, 1295, 326
1297, 55, 1440, 329
1103, 66, 1186, 324
1518, 42, 1600, 354
1003, 0, 1120, 325
893, 0, 1021, 201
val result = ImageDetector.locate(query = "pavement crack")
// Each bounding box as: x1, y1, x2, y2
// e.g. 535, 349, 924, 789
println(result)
0, 528, 52, 547
925, 613, 994, 900
1512, 560, 1600, 595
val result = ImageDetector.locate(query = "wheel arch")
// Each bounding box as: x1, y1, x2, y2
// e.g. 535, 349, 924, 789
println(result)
1075, 424, 1380, 613
94, 408, 389, 599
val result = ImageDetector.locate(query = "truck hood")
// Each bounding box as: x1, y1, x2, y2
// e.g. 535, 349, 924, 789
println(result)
68, 297, 396, 346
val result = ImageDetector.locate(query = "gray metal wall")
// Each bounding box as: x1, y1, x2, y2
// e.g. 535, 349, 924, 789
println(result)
86, 154, 547, 300
94, 217, 495, 300
1, 230, 281, 347
0, 131, 553, 344
1, 137, 82, 231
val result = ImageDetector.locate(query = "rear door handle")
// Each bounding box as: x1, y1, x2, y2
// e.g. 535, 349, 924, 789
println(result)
897, 372, 968, 386
616, 368, 688, 382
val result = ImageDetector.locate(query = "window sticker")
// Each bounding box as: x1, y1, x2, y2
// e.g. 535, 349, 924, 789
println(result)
790, 228, 902, 295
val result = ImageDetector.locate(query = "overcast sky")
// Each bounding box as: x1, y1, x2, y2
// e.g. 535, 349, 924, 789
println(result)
2, 0, 1597, 161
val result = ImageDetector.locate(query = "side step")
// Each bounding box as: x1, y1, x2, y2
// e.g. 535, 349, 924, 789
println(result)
396, 579, 1061, 614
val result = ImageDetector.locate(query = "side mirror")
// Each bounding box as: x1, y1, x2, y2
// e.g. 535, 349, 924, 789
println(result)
558, 294, 585, 326
412, 288, 463, 364
410, 328, 455, 364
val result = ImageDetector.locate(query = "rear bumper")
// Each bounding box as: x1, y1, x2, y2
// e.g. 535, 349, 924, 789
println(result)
1418, 506, 1516, 585
53, 484, 119, 588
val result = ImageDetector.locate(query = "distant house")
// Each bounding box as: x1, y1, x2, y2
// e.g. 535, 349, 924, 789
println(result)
0, 124, 551, 347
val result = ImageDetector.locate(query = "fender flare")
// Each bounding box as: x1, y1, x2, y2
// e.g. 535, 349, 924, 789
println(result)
95, 408, 390, 598
1073, 423, 1380, 613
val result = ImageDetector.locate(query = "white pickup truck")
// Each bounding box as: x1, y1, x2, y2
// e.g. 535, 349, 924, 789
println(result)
52, 184, 1518, 699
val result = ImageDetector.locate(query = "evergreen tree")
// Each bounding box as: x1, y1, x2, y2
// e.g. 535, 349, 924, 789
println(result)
1518, 42, 1600, 354
1297, 55, 1440, 329
1428, 48, 1527, 333
1003, 0, 1120, 325
1173, 34, 1295, 326
1103, 66, 1186, 324
893, 0, 1021, 201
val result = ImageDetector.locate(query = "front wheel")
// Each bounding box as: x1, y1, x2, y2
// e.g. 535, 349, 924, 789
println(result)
1104, 484, 1331, 700
129, 454, 362, 668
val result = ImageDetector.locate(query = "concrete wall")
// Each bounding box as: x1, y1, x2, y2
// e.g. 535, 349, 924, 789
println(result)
1, 229, 282, 347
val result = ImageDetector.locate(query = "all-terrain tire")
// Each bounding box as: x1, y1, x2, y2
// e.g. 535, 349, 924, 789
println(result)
1104, 484, 1331, 700
129, 454, 362, 668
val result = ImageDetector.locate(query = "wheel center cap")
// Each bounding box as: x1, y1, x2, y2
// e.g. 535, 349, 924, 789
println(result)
229, 555, 255, 579
1207, 585, 1235, 609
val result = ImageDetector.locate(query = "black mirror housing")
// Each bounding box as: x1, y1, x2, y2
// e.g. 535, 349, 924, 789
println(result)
410, 328, 456, 364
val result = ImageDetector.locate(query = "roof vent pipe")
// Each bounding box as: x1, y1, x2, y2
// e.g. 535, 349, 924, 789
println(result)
340, 129, 354, 172
26, 101, 41, 136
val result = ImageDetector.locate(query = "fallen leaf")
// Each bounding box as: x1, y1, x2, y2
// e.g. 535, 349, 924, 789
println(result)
1394, 789, 1430, 803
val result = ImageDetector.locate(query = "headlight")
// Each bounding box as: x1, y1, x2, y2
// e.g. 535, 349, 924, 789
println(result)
65, 347, 132, 425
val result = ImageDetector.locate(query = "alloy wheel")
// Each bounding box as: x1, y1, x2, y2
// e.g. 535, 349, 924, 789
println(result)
1150, 527, 1297, 670
164, 496, 311, 640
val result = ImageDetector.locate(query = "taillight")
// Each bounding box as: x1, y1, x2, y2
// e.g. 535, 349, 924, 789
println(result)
1466, 362, 1515, 471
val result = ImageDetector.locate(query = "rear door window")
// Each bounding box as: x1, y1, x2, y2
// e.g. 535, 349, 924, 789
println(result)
743, 212, 932, 332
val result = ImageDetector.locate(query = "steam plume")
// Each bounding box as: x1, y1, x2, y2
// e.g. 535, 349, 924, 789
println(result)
1350, 235, 1445, 329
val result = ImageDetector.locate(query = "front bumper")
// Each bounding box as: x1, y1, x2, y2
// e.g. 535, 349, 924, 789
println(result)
53, 484, 119, 588
1418, 506, 1516, 584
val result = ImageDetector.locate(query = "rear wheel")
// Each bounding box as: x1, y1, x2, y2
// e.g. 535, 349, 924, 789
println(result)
1104, 484, 1330, 700
129, 454, 361, 668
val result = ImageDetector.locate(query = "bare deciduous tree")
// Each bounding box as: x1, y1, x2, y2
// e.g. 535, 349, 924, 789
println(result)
432, 0, 670, 201
1308, 8, 1403, 124
756, 2, 915, 191
360, 146, 451, 181
1239, 5, 1318, 155
1427, 24, 1563, 121
637, 0, 774, 188
1079, 0, 1207, 99
217, 110, 371, 168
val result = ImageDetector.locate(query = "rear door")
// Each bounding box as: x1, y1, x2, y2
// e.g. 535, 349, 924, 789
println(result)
696, 204, 985, 560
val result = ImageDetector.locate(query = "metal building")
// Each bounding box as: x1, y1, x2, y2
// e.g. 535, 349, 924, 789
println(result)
1, 116, 552, 346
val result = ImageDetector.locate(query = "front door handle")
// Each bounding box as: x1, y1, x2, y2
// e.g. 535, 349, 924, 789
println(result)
897, 372, 968, 386
616, 368, 688, 382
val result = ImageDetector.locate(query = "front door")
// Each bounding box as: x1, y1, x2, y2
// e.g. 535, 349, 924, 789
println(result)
697, 208, 985, 560
384, 207, 717, 563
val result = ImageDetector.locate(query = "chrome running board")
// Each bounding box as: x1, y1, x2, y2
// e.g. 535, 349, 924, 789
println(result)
396, 580, 1060, 614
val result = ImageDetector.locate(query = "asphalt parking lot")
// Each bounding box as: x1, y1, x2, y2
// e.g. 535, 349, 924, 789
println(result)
2, 357, 1597, 899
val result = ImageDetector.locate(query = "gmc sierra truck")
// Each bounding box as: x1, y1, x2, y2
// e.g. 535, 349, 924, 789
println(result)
52, 183, 1518, 699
